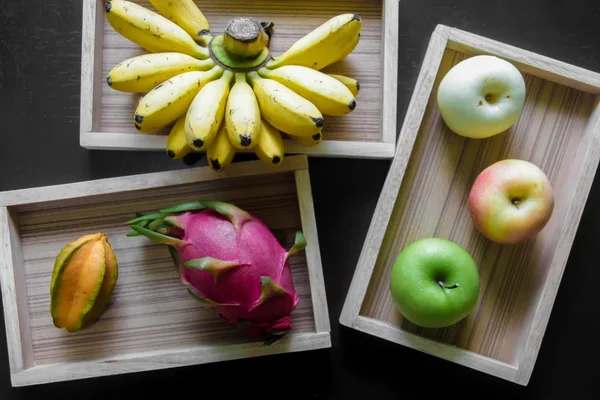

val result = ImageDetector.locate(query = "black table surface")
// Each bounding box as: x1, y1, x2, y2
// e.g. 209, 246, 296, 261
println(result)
1, 0, 599, 398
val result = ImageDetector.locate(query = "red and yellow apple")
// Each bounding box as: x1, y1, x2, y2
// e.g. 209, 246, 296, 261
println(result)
468, 159, 555, 245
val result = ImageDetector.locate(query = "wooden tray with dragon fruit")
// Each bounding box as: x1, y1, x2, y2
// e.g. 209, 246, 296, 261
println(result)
0, 155, 330, 387
79, 0, 400, 162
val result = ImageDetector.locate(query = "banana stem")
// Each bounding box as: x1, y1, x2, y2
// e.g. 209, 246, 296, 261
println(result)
234, 72, 247, 84
246, 70, 260, 84
223, 17, 269, 59
199, 32, 213, 47
196, 44, 211, 60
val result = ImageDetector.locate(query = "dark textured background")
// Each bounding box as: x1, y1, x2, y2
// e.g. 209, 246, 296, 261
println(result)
1, 0, 599, 398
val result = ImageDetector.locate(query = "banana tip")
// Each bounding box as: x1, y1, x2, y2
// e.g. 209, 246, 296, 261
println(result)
349, 100, 357, 111
352, 13, 361, 22
167, 150, 176, 159
105, 1, 112, 13
210, 159, 223, 171
272, 156, 281, 165
312, 117, 325, 128
106, 76, 112, 87
240, 135, 252, 147
193, 139, 205, 149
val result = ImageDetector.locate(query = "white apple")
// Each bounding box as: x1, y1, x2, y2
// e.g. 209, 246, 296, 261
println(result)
468, 159, 555, 245
437, 55, 526, 139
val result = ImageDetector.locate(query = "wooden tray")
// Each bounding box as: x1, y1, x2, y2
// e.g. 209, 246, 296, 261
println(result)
339, 24, 600, 386
0, 155, 330, 387
79, 0, 399, 159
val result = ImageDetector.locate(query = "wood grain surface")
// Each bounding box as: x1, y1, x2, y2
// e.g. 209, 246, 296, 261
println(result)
16, 171, 316, 365
359, 48, 597, 365
98, 0, 384, 142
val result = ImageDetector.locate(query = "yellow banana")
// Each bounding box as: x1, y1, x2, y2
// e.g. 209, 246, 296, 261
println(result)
166, 116, 192, 160
225, 73, 261, 150
207, 123, 236, 172
105, 0, 209, 59
247, 71, 323, 137
185, 70, 234, 151
328, 74, 360, 97
134, 66, 223, 133
266, 13, 361, 70
328, 33, 360, 65
107, 52, 214, 93
258, 66, 356, 116
254, 119, 284, 167
290, 131, 323, 147
148, 0, 212, 46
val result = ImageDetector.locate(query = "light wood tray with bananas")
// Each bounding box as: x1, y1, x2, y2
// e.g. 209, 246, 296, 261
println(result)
80, 0, 400, 165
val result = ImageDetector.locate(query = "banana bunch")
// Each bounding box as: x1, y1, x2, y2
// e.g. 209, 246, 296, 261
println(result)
104, 0, 362, 171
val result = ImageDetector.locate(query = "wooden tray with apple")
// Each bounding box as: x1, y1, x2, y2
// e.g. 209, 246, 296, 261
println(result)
340, 24, 600, 386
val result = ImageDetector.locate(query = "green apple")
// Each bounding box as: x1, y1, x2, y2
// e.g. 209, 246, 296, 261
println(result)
437, 55, 526, 139
389, 237, 480, 328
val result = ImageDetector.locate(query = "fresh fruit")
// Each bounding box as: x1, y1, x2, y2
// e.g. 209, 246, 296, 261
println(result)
289, 131, 323, 147
328, 33, 360, 66
254, 119, 285, 166
50, 233, 118, 332
148, 0, 212, 46
104, 0, 209, 59
104, 5, 363, 170
107, 53, 215, 93
266, 13, 362, 70
185, 69, 234, 151
134, 66, 223, 133
207, 124, 237, 172
389, 237, 480, 329
468, 159, 555, 245
225, 73, 261, 150
437, 55, 527, 139
125, 200, 308, 344
166, 115, 192, 160
247, 71, 324, 137
328, 74, 360, 97
258, 66, 356, 116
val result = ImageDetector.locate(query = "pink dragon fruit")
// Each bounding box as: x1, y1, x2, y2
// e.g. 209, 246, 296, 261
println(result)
125, 200, 306, 345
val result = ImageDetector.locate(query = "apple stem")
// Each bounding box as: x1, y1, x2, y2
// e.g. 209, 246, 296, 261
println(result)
438, 281, 459, 289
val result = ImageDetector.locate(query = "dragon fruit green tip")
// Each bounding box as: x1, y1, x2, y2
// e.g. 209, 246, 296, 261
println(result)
125, 200, 307, 345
